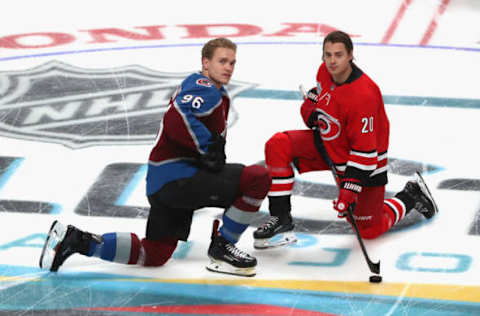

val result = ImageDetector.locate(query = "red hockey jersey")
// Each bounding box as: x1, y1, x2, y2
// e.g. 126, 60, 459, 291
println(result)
301, 63, 389, 186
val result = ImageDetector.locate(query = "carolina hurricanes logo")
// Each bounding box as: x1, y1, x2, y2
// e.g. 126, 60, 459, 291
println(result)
315, 109, 341, 140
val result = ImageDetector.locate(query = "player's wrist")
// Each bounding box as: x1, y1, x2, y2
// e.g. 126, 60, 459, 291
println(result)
340, 179, 362, 193
306, 87, 318, 103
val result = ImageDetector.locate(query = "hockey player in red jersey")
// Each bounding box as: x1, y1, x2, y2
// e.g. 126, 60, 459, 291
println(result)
253, 30, 438, 249
40, 38, 271, 277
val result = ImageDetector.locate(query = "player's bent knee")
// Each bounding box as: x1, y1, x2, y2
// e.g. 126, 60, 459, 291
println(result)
141, 237, 178, 267
265, 132, 290, 151
239, 165, 272, 199
265, 132, 293, 166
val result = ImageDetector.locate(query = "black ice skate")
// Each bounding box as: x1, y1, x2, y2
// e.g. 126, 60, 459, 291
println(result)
206, 220, 257, 277
39, 220, 102, 272
403, 172, 439, 219
253, 216, 297, 249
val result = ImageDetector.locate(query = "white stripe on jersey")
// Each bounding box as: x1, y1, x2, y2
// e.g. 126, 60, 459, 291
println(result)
350, 150, 378, 158
370, 165, 388, 177
148, 157, 196, 166
378, 152, 388, 161
172, 100, 204, 154
346, 160, 377, 171
193, 97, 223, 117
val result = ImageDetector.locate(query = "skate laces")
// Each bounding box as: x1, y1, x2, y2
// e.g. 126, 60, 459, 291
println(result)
260, 216, 279, 231
226, 243, 250, 259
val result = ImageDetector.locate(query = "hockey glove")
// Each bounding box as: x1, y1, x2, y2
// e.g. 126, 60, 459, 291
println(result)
305, 87, 320, 128
333, 179, 362, 218
199, 133, 226, 172
306, 87, 319, 103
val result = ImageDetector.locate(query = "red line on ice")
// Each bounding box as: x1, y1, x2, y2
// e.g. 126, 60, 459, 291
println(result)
419, 0, 451, 46
381, 0, 413, 44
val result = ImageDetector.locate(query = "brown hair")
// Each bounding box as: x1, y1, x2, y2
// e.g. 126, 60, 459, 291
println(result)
323, 30, 353, 55
201, 38, 237, 60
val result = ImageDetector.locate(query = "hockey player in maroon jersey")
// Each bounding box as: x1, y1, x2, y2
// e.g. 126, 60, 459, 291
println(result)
40, 38, 271, 277
253, 31, 438, 249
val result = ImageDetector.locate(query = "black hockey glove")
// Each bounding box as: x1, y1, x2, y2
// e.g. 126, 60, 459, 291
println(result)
305, 87, 320, 128
198, 133, 226, 172
306, 87, 319, 103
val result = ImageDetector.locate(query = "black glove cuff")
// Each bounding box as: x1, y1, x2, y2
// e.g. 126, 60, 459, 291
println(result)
341, 180, 362, 193
307, 87, 318, 103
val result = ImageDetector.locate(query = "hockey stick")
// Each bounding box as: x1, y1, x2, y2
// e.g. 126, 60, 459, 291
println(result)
300, 85, 380, 275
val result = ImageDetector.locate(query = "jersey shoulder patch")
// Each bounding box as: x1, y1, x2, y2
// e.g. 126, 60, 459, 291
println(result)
195, 78, 213, 87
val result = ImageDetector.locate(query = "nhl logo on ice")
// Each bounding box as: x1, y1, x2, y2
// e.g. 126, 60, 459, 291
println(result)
0, 61, 254, 149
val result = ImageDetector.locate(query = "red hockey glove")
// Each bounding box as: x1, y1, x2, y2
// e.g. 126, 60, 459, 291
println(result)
333, 179, 362, 218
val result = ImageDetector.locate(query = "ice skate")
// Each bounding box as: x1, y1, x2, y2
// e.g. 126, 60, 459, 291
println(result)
206, 220, 257, 277
253, 216, 297, 249
403, 172, 439, 219
39, 220, 101, 272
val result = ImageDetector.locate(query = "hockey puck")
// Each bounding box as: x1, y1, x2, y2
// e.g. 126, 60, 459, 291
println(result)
369, 275, 382, 283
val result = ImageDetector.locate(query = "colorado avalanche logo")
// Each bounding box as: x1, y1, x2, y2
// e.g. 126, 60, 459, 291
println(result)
196, 78, 212, 87
316, 109, 341, 140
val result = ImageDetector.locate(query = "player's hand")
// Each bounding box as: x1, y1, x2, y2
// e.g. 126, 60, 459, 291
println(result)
199, 133, 226, 172
306, 87, 318, 103
333, 179, 362, 218
305, 87, 320, 128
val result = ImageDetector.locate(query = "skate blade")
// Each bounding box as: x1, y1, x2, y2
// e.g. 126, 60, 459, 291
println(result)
39, 221, 67, 270
206, 259, 256, 277
415, 172, 439, 215
253, 231, 297, 249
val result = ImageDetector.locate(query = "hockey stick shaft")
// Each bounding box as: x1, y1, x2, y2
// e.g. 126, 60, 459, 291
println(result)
312, 128, 380, 274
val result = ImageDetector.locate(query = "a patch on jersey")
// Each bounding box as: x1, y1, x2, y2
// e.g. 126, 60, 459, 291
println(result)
196, 78, 213, 87
0, 61, 254, 149
316, 109, 341, 141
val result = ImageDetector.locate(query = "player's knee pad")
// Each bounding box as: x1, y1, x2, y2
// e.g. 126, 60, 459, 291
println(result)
239, 164, 272, 200
141, 237, 178, 267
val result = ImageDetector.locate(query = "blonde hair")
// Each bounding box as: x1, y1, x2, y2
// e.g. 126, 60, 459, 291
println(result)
201, 38, 237, 60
